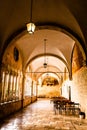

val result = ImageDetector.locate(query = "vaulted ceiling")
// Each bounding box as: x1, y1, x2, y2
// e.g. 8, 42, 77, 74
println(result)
0, 0, 87, 80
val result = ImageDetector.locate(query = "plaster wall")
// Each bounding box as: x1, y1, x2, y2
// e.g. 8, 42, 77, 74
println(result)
38, 85, 61, 98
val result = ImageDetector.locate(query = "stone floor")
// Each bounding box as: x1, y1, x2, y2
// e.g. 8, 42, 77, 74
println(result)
0, 98, 87, 130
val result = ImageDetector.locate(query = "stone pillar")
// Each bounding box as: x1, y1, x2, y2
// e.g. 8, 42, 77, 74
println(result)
69, 86, 71, 101
31, 80, 33, 96
21, 73, 25, 108
7, 72, 12, 101
16, 74, 19, 100
22, 74, 25, 100
12, 75, 14, 99
18, 75, 21, 100
1, 71, 5, 103
60, 87, 62, 95
36, 82, 38, 97
0, 68, 2, 103
60, 76, 63, 85
10, 75, 13, 100
15, 73, 18, 100
18, 72, 23, 100
34, 81, 37, 96
5, 73, 9, 102
63, 67, 66, 81
12, 72, 16, 100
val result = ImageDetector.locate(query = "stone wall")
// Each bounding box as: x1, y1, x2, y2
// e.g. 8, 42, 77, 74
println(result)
31, 96, 37, 103
71, 66, 87, 118
0, 100, 22, 119
0, 96, 37, 119
2, 44, 22, 70
23, 96, 32, 107
62, 66, 87, 118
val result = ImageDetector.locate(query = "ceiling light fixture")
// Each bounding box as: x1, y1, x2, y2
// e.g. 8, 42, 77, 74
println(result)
26, 0, 35, 34
43, 39, 47, 68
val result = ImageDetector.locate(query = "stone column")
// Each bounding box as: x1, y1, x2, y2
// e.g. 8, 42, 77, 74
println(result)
21, 73, 25, 108
7, 72, 12, 101
4, 72, 9, 102
69, 86, 71, 101
15, 73, 18, 100
22, 74, 25, 100
36, 81, 38, 97
16, 74, 19, 100
0, 68, 2, 103
60, 87, 62, 95
63, 67, 66, 81
18, 74, 21, 99
35, 82, 37, 96
12, 72, 15, 100
1, 71, 5, 103
10, 74, 13, 101
31, 80, 33, 97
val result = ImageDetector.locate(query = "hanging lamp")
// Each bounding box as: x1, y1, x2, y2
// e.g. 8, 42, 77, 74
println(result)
43, 39, 47, 68
26, 0, 35, 34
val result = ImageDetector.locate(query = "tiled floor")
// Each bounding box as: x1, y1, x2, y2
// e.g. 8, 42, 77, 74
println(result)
0, 98, 87, 130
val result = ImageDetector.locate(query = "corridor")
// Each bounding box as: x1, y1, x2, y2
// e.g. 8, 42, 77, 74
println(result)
0, 99, 87, 130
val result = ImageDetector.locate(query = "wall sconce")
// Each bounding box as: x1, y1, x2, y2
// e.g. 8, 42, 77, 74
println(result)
26, 0, 35, 34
